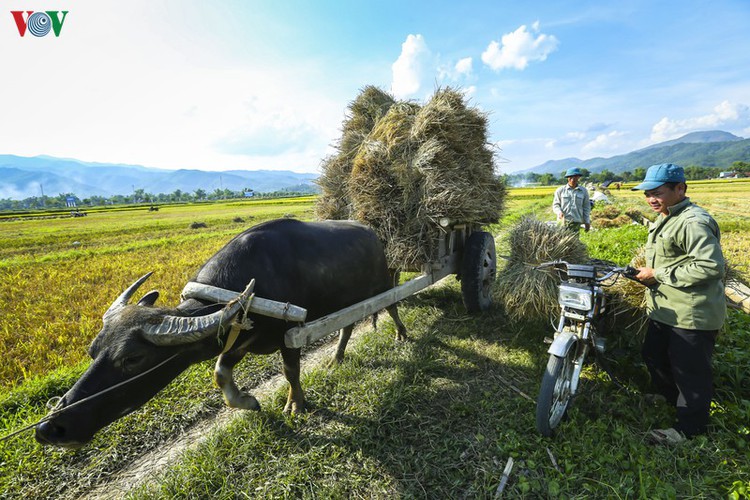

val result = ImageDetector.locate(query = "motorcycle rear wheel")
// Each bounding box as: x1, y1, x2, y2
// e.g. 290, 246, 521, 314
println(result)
536, 347, 577, 437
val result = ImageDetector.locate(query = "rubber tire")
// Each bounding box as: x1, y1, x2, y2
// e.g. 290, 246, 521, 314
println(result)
460, 231, 496, 313
536, 348, 577, 437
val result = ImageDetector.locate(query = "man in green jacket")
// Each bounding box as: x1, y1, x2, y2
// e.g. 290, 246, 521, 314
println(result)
552, 167, 591, 234
632, 163, 725, 444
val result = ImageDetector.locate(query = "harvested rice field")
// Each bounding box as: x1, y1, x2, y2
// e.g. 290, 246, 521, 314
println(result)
0, 181, 749, 498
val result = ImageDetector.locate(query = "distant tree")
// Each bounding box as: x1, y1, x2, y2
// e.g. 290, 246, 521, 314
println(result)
194, 189, 206, 201
539, 173, 555, 185
90, 195, 109, 206
599, 169, 616, 181
732, 161, 750, 174
684, 165, 706, 180
133, 188, 146, 203
633, 167, 646, 181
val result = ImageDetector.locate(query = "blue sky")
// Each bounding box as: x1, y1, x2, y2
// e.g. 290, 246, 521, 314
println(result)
2, 0, 749, 174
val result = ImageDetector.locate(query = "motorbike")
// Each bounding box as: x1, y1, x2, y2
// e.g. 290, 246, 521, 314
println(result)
534, 259, 638, 437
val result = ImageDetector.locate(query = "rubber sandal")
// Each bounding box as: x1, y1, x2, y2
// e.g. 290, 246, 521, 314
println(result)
648, 428, 686, 446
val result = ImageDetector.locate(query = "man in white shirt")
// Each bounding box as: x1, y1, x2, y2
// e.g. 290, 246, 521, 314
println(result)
552, 167, 591, 234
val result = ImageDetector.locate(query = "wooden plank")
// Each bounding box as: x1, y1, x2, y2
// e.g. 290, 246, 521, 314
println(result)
284, 258, 458, 348
180, 282, 308, 322
726, 280, 750, 314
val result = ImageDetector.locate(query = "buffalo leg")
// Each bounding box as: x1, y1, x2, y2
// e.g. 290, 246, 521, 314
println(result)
329, 325, 355, 367
214, 348, 260, 410
387, 304, 408, 341
280, 347, 305, 414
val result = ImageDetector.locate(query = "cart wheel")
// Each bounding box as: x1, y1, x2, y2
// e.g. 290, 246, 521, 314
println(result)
461, 231, 496, 313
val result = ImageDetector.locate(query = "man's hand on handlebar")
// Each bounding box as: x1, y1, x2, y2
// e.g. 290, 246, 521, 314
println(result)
634, 266, 657, 286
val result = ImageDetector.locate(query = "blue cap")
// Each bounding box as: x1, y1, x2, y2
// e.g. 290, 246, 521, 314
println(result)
631, 163, 686, 191
565, 167, 583, 177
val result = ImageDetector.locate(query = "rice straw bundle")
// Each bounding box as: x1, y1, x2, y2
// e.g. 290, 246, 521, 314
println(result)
593, 214, 633, 229
317, 86, 506, 269
593, 205, 621, 220
605, 248, 649, 334
315, 86, 396, 221
493, 217, 588, 322
315, 155, 353, 220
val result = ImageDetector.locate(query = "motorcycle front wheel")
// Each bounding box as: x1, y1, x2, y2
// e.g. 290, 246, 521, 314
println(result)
536, 347, 577, 437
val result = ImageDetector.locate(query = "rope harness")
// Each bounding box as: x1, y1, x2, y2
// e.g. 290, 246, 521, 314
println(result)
0, 352, 181, 443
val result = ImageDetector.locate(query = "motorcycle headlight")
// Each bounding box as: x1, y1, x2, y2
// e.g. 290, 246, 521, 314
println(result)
559, 284, 593, 311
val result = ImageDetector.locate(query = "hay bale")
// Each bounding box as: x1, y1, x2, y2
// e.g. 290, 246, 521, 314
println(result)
315, 155, 354, 220
593, 217, 618, 229
493, 217, 588, 322
325, 86, 505, 269
613, 215, 633, 226
593, 205, 621, 219
624, 205, 655, 225
609, 248, 648, 312
315, 86, 396, 221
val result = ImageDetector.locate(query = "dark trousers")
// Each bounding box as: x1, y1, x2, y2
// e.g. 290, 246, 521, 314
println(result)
641, 319, 717, 436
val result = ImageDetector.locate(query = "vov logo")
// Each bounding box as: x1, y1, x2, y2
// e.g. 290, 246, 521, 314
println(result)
11, 11, 69, 37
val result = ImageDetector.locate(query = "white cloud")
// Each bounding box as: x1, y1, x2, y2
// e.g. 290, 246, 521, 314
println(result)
391, 34, 431, 98
546, 131, 587, 149
455, 57, 473, 76
437, 56, 474, 85
481, 22, 559, 71
582, 130, 627, 154
650, 101, 750, 142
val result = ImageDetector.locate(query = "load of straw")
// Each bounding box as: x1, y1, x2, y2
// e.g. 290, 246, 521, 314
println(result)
606, 247, 649, 335
493, 217, 588, 322
316, 86, 396, 221
316, 86, 506, 270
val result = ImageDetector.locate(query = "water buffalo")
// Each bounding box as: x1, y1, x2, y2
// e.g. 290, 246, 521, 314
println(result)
35, 218, 406, 448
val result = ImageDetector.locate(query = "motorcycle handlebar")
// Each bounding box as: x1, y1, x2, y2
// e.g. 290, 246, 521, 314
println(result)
534, 260, 640, 283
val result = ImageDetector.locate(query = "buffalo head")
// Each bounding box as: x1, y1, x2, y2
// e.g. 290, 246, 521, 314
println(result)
35, 273, 253, 448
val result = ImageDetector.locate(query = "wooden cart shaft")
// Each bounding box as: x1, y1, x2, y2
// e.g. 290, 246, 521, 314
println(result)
284, 251, 460, 348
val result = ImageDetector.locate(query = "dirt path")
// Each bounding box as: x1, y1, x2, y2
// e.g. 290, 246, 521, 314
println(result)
80, 326, 369, 499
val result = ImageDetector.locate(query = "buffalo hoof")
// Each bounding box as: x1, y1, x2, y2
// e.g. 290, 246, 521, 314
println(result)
327, 356, 344, 368
226, 393, 261, 411
283, 400, 305, 414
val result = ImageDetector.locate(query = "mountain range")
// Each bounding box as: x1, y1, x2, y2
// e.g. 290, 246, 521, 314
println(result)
523, 130, 749, 175
1, 130, 747, 200
0, 155, 319, 200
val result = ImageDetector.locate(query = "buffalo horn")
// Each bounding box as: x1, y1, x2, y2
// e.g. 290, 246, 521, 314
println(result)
103, 272, 154, 321
142, 279, 255, 346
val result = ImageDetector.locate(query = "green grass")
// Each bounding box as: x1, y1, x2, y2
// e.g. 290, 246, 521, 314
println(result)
0, 185, 749, 498
125, 285, 750, 499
